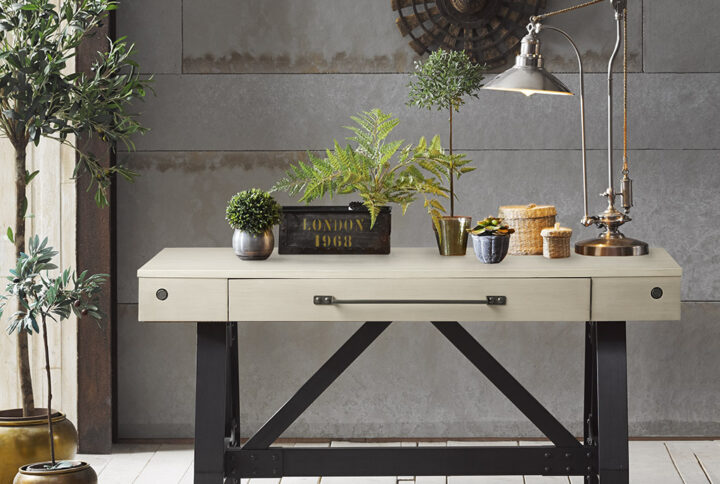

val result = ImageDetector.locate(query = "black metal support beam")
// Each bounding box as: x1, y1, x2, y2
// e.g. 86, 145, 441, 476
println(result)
226, 446, 594, 478
225, 322, 240, 446
594, 322, 629, 483
243, 321, 392, 450
195, 322, 229, 484
432, 321, 581, 449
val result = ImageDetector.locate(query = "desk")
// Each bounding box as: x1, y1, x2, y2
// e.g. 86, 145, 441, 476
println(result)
138, 248, 681, 483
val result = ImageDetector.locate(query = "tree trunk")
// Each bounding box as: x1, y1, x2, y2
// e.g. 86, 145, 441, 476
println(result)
15, 145, 35, 416
41, 317, 56, 466
449, 107, 454, 217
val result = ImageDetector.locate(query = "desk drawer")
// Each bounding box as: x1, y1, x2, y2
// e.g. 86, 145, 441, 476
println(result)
592, 277, 681, 321
139, 278, 228, 322
228, 278, 590, 322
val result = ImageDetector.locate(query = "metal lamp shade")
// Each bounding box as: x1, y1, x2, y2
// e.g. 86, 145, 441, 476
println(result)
483, 65, 574, 97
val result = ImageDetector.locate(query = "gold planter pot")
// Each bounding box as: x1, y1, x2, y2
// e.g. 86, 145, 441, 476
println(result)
0, 409, 78, 484
433, 216, 472, 256
13, 462, 96, 484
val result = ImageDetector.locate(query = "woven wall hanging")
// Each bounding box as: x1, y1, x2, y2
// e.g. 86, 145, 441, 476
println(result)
392, 0, 546, 67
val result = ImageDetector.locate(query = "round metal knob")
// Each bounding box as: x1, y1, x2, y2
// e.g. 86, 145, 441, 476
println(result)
156, 288, 168, 301
651, 287, 663, 300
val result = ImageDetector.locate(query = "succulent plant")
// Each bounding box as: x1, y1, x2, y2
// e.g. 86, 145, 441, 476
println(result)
226, 189, 282, 235
469, 216, 515, 236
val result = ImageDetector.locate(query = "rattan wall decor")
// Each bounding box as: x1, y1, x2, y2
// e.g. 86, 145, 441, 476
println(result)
391, 0, 546, 68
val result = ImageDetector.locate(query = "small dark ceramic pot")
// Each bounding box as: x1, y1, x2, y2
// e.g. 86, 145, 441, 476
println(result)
232, 229, 274, 260
471, 233, 511, 264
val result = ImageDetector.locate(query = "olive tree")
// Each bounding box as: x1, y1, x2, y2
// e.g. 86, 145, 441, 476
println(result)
0, 0, 150, 416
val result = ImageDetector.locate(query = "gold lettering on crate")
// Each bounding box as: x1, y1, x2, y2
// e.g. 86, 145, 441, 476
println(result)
302, 215, 368, 249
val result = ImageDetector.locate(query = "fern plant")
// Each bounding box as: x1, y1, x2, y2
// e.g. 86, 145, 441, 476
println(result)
271, 109, 449, 229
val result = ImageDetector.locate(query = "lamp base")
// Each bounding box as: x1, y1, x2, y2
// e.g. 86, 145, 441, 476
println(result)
575, 234, 649, 256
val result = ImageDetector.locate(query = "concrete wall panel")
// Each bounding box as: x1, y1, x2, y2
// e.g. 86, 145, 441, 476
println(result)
129, 73, 720, 152
182, 0, 642, 74
644, 0, 720, 73
116, 0, 182, 74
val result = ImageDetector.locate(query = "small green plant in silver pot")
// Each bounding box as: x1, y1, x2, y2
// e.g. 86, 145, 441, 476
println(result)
226, 189, 282, 260
469, 217, 515, 264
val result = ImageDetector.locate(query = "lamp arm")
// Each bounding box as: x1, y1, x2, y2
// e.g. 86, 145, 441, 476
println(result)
604, 11, 623, 211
540, 25, 594, 226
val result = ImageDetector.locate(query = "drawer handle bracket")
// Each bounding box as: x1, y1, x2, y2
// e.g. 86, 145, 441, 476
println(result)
313, 295, 507, 306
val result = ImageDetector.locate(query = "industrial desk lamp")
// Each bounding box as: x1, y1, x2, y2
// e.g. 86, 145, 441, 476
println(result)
483, 0, 648, 256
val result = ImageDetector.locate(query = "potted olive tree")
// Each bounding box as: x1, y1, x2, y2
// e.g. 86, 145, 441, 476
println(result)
407, 49, 485, 255
0, 0, 150, 478
272, 109, 450, 253
1, 236, 106, 483
226, 189, 282, 260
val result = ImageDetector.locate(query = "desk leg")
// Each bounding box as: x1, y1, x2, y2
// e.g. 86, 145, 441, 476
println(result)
593, 321, 629, 484
194, 322, 228, 484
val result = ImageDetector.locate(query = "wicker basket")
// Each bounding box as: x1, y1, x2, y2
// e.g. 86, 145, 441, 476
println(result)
541, 223, 573, 259
498, 204, 556, 255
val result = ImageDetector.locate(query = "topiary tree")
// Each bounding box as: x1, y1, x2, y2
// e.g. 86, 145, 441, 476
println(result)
0, 0, 151, 416
407, 49, 485, 216
226, 189, 282, 235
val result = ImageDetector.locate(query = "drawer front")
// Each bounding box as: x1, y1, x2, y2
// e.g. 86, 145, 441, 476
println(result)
139, 278, 228, 322
229, 278, 590, 322
591, 277, 681, 321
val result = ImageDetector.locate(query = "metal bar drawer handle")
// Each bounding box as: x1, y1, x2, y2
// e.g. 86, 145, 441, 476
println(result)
313, 296, 507, 306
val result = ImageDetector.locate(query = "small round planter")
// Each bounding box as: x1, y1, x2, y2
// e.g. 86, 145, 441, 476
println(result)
232, 229, 274, 260
14, 461, 96, 484
471, 233, 511, 264
0, 409, 78, 484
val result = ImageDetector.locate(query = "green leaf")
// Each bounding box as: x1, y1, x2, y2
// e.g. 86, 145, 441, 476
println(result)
6, 227, 14, 243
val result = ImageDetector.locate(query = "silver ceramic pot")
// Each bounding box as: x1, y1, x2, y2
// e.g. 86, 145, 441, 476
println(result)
232, 229, 274, 260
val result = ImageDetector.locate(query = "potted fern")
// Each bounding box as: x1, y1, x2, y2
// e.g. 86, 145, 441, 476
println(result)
226, 189, 282, 260
1, 236, 106, 483
407, 49, 485, 255
271, 109, 448, 254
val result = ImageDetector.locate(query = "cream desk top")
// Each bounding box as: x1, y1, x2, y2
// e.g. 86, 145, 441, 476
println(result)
138, 247, 681, 323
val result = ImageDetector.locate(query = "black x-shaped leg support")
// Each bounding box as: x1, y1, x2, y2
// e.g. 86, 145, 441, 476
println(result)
192, 320, 629, 484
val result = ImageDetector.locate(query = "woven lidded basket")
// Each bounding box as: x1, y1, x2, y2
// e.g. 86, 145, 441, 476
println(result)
541, 223, 573, 259
498, 204, 556, 255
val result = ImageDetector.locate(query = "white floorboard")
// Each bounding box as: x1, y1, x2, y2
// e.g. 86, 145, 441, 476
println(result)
665, 441, 712, 483
96, 444, 159, 484
629, 441, 683, 484
133, 444, 194, 484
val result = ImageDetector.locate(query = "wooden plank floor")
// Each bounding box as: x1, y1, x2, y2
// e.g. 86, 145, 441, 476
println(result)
77, 440, 720, 483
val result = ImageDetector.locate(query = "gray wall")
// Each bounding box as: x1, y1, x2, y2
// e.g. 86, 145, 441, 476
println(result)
116, 0, 720, 439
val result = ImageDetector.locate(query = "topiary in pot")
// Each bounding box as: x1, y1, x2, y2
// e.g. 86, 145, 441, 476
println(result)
0, 236, 106, 483
226, 189, 282, 260
407, 49, 485, 255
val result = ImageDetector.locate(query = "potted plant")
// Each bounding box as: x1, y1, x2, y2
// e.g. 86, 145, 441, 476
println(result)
407, 49, 485, 255
226, 189, 282, 260
271, 109, 448, 254
1, 236, 106, 483
0, 0, 150, 477
469, 217, 515, 264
